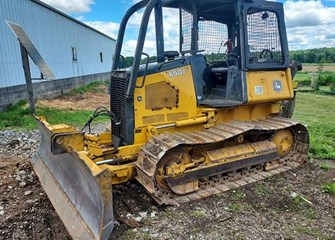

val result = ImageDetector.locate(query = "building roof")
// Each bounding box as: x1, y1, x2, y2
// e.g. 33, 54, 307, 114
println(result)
31, 0, 116, 42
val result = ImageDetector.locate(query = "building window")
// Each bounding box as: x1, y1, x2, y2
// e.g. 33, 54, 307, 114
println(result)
100, 52, 103, 62
72, 47, 77, 62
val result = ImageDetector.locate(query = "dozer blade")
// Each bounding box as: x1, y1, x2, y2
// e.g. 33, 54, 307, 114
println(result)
31, 119, 114, 240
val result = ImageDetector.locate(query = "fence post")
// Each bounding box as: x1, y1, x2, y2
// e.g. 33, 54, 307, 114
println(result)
20, 43, 36, 114
311, 73, 319, 91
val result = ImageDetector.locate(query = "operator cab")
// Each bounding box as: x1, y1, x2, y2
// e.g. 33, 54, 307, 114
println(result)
111, 0, 290, 145
168, 0, 288, 107
112, 0, 289, 108
112, 0, 288, 107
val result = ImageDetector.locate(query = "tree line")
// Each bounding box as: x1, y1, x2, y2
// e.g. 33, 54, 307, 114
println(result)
290, 47, 335, 64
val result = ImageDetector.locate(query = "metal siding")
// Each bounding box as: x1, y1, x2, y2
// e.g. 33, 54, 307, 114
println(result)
0, 0, 115, 88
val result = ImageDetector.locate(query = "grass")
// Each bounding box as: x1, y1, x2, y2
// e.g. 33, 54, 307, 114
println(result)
320, 163, 332, 171
294, 225, 333, 240
290, 192, 309, 207
228, 203, 243, 212
0, 81, 110, 130
254, 184, 271, 197
294, 64, 335, 94
294, 72, 311, 83
293, 92, 335, 159
322, 182, 335, 195
192, 209, 205, 218
304, 209, 316, 220
0, 101, 106, 130
69, 80, 108, 95
230, 189, 246, 201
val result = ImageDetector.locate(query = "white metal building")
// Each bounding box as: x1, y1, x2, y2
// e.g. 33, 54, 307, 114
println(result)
0, 0, 116, 89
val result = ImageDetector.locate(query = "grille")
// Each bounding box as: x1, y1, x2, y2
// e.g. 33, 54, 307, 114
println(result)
198, 20, 228, 55
247, 9, 283, 65
110, 72, 128, 144
181, 9, 193, 53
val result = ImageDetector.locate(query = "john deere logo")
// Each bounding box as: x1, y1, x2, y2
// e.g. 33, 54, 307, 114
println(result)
273, 80, 282, 92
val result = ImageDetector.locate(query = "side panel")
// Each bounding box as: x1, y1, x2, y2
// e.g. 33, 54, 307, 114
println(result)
133, 65, 198, 144
246, 69, 293, 104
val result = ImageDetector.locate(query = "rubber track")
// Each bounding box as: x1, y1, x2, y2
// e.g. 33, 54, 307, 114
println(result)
135, 116, 309, 206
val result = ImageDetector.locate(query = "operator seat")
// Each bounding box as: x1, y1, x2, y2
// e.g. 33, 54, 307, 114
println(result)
164, 51, 179, 61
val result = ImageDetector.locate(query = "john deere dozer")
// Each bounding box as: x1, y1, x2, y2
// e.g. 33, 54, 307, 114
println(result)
31, 0, 309, 239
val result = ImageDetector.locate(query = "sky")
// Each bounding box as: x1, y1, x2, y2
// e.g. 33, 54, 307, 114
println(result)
40, 0, 335, 56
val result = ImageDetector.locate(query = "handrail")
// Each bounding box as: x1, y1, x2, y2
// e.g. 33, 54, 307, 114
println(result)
112, 0, 149, 71
126, 0, 160, 98
135, 53, 150, 88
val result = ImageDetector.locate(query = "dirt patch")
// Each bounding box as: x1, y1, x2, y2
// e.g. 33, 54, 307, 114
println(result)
0, 154, 70, 240
302, 64, 335, 73
1, 153, 334, 239
37, 86, 109, 111
111, 160, 335, 240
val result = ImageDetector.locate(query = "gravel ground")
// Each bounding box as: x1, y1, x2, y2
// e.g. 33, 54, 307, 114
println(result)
0, 127, 334, 240
0, 130, 40, 159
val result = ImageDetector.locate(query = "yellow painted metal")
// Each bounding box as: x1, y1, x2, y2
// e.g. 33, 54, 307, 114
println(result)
145, 81, 178, 110
72, 145, 136, 185
104, 163, 135, 184
85, 132, 112, 145
155, 149, 193, 191
133, 65, 198, 144
130, 66, 290, 147
206, 142, 261, 163
36, 116, 77, 133
272, 129, 294, 157
77, 151, 105, 176
175, 115, 208, 127
246, 69, 294, 104
203, 103, 281, 124
55, 133, 85, 153
292, 81, 299, 89
115, 144, 144, 160
166, 162, 196, 177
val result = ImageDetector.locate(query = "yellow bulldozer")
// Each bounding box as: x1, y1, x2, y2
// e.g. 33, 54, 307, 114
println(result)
31, 0, 309, 239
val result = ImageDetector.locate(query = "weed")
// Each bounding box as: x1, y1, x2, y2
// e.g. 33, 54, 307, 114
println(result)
143, 233, 152, 240
321, 182, 335, 195
290, 192, 312, 208
295, 225, 333, 240
285, 183, 295, 192
69, 81, 108, 95
254, 184, 271, 197
228, 203, 243, 212
124, 229, 137, 239
320, 163, 332, 171
192, 210, 205, 218
305, 209, 316, 220
162, 207, 175, 218
230, 189, 246, 201
271, 176, 286, 184
292, 195, 304, 206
